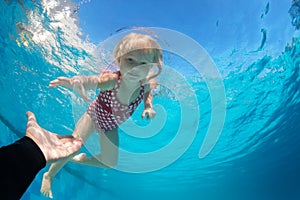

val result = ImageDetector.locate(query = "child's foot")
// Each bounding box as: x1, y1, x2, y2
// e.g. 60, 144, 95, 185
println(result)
72, 153, 87, 163
41, 172, 53, 199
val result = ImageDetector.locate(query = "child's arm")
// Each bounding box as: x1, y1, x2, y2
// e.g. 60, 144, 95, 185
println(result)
142, 85, 156, 120
49, 73, 118, 101
70, 73, 118, 91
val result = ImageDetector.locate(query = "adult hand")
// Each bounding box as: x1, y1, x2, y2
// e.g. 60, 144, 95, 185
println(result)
25, 111, 82, 163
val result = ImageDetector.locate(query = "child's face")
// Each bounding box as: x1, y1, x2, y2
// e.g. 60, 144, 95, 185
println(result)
119, 49, 154, 81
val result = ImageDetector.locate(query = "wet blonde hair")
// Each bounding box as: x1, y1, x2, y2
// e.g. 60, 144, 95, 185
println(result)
113, 33, 163, 81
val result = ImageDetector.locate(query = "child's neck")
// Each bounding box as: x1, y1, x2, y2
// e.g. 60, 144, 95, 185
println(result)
117, 78, 141, 105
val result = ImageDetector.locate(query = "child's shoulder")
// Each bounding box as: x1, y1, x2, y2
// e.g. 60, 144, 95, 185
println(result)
98, 71, 119, 90
101, 70, 119, 80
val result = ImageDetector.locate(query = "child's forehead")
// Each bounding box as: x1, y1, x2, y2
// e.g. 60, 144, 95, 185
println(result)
125, 49, 155, 60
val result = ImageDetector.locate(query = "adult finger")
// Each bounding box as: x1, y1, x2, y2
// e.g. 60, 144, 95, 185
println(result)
26, 111, 36, 122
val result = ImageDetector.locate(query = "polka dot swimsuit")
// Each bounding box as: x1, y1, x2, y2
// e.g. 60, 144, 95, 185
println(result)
87, 74, 144, 133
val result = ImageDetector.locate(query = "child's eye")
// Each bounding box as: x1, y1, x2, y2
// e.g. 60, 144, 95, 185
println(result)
127, 58, 134, 62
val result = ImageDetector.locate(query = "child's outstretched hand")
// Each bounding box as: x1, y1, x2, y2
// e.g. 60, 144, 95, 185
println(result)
142, 108, 156, 120
49, 76, 91, 102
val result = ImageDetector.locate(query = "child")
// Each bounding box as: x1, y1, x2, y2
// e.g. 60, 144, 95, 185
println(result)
41, 33, 163, 198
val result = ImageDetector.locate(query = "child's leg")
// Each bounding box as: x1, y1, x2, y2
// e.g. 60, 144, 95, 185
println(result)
40, 112, 95, 198
71, 128, 119, 168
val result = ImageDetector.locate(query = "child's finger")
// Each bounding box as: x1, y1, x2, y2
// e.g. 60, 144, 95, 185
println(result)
145, 113, 150, 120
49, 79, 64, 87
83, 95, 91, 102
78, 84, 91, 102
142, 111, 146, 119
48, 81, 58, 88
57, 77, 69, 81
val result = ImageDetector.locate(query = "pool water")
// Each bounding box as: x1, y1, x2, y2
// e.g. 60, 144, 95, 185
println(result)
1, 0, 300, 200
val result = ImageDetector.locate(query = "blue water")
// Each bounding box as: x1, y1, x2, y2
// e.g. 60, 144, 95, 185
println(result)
1, 0, 300, 200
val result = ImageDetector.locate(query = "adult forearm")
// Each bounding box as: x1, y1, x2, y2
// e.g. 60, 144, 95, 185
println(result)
0, 137, 46, 199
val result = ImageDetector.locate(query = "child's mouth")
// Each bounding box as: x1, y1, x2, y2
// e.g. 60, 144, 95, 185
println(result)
127, 72, 138, 77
